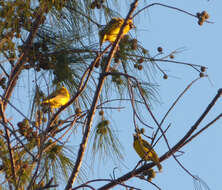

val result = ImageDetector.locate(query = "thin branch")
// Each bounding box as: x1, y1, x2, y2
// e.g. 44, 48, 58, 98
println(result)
152, 77, 202, 145
0, 95, 30, 120
162, 88, 222, 160
64, 1, 139, 189
151, 58, 205, 70
137, 176, 161, 190
183, 112, 222, 147
2, 51, 15, 67
104, 71, 168, 144
153, 123, 171, 146
0, 94, 62, 144
117, 65, 154, 130
0, 62, 9, 78
0, 101, 17, 185
66, 5, 102, 28
97, 106, 125, 110
97, 98, 144, 107
97, 162, 155, 190
34, 177, 58, 190
47, 44, 111, 132
72, 184, 96, 190
127, 52, 206, 71
72, 179, 141, 190
46, 48, 99, 58
97, 86, 222, 190
3, 7, 46, 110
27, 134, 45, 190
5, 121, 36, 160
172, 154, 197, 179
133, 3, 214, 24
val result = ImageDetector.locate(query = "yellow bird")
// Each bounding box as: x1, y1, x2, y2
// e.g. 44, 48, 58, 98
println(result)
41, 86, 70, 109
133, 134, 162, 172
99, 17, 135, 45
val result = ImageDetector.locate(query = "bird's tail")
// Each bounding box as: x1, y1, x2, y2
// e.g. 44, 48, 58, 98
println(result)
152, 152, 162, 172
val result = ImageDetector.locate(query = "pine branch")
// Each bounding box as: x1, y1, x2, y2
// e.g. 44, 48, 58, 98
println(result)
3, 7, 46, 110
64, 1, 139, 189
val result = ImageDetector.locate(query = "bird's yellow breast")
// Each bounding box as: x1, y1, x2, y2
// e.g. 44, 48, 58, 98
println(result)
41, 87, 70, 108
47, 95, 69, 108
99, 18, 134, 44
133, 138, 153, 161
103, 24, 131, 43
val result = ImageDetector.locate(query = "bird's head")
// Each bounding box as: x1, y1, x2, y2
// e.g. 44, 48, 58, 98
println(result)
133, 133, 140, 141
60, 87, 69, 96
60, 86, 66, 91
128, 19, 135, 29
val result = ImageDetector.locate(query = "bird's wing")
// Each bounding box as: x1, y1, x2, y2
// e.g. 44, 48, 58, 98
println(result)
141, 139, 162, 171
105, 18, 122, 34
44, 91, 57, 100
44, 88, 66, 100
141, 139, 153, 150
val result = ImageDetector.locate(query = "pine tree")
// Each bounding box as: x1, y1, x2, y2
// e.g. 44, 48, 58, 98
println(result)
0, 0, 218, 190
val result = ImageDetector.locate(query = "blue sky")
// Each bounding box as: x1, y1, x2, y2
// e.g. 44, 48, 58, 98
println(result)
83, 1, 222, 189
4, 1, 221, 189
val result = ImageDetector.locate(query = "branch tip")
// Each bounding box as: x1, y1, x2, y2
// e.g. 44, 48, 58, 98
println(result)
218, 88, 222, 95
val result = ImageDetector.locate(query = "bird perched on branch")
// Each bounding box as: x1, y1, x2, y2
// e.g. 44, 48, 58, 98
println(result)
99, 17, 135, 45
41, 86, 70, 109
133, 133, 162, 172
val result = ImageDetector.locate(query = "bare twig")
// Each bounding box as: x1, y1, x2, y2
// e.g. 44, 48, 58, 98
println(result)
127, 52, 206, 71
152, 77, 202, 145
162, 88, 222, 160
150, 58, 205, 70
133, 3, 214, 24
0, 63, 9, 78
183, 112, 222, 147
97, 85, 222, 190
72, 178, 141, 190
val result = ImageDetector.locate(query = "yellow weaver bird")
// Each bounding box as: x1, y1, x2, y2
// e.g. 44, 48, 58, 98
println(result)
99, 17, 135, 45
41, 86, 70, 109
133, 134, 162, 172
